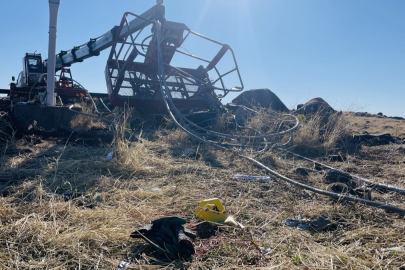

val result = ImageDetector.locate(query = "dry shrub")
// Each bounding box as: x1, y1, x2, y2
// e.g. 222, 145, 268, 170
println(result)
212, 113, 234, 133
292, 110, 351, 155
247, 108, 281, 134
321, 111, 351, 149
70, 101, 107, 131
162, 128, 190, 143
235, 108, 298, 148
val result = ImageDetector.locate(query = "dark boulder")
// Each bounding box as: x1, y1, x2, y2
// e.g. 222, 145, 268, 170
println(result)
294, 97, 336, 125
352, 133, 395, 146
231, 88, 288, 112
294, 97, 335, 116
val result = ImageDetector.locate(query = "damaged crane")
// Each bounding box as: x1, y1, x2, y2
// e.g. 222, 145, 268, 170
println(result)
0, 0, 244, 131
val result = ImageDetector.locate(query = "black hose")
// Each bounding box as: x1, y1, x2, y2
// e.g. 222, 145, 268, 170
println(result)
241, 155, 405, 215
283, 150, 405, 194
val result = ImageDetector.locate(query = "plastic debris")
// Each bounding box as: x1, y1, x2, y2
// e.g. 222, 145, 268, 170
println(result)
283, 214, 332, 231
233, 174, 271, 181
381, 246, 405, 253
115, 259, 130, 270
139, 187, 162, 192
45, 192, 62, 198
194, 198, 244, 228
283, 214, 310, 230
105, 151, 113, 161
183, 149, 195, 155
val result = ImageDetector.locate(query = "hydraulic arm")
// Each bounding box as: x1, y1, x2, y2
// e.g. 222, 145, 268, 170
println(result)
45, 2, 165, 71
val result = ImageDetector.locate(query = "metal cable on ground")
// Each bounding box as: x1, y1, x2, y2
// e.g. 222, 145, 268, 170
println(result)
241, 155, 405, 215
282, 149, 405, 194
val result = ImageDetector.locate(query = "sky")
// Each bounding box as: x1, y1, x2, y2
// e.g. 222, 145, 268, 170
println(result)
0, 0, 404, 116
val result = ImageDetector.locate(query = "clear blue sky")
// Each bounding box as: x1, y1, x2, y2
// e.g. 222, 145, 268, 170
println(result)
0, 0, 404, 116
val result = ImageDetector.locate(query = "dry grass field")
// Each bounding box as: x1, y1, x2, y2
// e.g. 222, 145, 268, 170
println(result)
0, 107, 404, 269
345, 112, 405, 139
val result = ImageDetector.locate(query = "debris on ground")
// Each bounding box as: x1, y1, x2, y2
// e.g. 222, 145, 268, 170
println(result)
105, 151, 114, 161
183, 149, 195, 155
233, 174, 272, 181
283, 214, 333, 231
283, 215, 311, 230
194, 198, 245, 228
380, 246, 405, 253
139, 187, 162, 192
130, 217, 196, 259
115, 260, 130, 270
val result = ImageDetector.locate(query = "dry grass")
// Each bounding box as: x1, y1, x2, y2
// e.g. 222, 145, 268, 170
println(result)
345, 112, 405, 139
70, 101, 107, 131
0, 108, 404, 269
292, 110, 352, 156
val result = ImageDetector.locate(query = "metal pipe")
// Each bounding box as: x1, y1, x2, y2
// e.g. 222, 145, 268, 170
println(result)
46, 0, 60, 106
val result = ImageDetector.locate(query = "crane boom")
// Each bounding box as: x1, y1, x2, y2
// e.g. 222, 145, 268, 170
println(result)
45, 2, 165, 71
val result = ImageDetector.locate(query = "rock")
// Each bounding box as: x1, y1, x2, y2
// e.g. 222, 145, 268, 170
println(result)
324, 170, 357, 186
231, 88, 288, 112
295, 167, 309, 176
294, 97, 336, 125
352, 133, 395, 146
326, 182, 349, 193
295, 98, 335, 115
313, 163, 323, 171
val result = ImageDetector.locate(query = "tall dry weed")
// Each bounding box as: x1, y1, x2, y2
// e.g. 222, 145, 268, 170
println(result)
292, 110, 351, 155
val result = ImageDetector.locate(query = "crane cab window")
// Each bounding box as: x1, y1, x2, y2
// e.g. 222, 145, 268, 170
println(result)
27, 57, 42, 72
